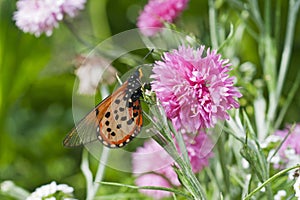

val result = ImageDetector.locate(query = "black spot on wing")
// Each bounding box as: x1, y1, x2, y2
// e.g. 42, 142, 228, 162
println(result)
105, 112, 110, 118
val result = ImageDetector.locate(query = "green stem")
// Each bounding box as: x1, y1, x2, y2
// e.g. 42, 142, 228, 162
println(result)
174, 156, 207, 200
82, 86, 110, 200
276, 0, 300, 100
87, 147, 110, 200
274, 71, 300, 130
263, 0, 277, 136
146, 101, 206, 199
80, 150, 94, 200
63, 20, 94, 49
89, 0, 111, 39
274, 0, 282, 46
243, 164, 300, 200
100, 181, 192, 199
247, 0, 263, 31
208, 0, 218, 49
217, 134, 230, 195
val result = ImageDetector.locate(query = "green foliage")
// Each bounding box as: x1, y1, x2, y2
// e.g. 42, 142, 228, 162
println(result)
1, 0, 300, 199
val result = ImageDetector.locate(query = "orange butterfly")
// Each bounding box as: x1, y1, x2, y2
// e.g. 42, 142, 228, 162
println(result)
63, 68, 146, 148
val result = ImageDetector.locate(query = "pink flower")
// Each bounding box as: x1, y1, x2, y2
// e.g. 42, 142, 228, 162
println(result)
132, 133, 213, 199
268, 124, 300, 169
275, 124, 300, 155
137, 0, 189, 36
135, 174, 174, 200
151, 45, 242, 132
13, 0, 86, 37
184, 133, 214, 173
61, 0, 86, 17
132, 139, 180, 185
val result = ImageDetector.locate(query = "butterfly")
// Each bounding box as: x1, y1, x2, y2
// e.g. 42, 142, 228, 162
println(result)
63, 68, 147, 148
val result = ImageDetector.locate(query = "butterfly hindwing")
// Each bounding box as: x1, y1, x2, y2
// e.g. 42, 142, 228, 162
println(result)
63, 93, 113, 147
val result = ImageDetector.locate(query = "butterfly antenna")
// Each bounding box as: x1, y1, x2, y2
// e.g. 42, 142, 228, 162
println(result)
115, 73, 123, 85
142, 49, 154, 60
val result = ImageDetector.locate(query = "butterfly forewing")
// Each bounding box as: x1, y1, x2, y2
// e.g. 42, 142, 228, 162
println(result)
63, 68, 144, 148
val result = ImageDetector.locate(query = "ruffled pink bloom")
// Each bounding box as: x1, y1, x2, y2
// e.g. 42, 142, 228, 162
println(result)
151, 45, 242, 132
132, 133, 213, 199
137, 0, 189, 36
13, 0, 86, 37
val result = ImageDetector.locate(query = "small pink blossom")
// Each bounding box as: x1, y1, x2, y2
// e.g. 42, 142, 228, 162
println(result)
61, 0, 86, 17
137, 0, 189, 36
132, 139, 180, 186
151, 45, 242, 132
275, 124, 300, 155
132, 133, 213, 199
268, 124, 300, 169
184, 133, 214, 173
13, 0, 86, 37
135, 174, 174, 200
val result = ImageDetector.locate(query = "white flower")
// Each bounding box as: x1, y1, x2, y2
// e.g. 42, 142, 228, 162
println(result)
274, 190, 286, 200
283, 149, 300, 179
26, 181, 75, 200
261, 135, 281, 148
56, 184, 74, 193
294, 177, 300, 199
268, 149, 281, 165
74, 54, 117, 95
242, 158, 249, 168
45, 197, 56, 200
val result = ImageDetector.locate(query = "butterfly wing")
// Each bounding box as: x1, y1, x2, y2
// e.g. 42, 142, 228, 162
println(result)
63, 82, 143, 148
63, 83, 127, 147
64, 68, 144, 148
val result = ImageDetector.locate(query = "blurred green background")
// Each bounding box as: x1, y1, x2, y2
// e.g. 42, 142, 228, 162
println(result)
1, 0, 300, 199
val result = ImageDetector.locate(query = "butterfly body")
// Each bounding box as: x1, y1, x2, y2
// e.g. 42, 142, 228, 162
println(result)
64, 68, 144, 148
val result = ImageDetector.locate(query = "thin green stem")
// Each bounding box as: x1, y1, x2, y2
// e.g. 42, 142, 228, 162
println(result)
174, 156, 207, 200
263, 0, 277, 136
268, 124, 295, 162
81, 150, 94, 200
87, 147, 110, 200
169, 121, 190, 166
100, 181, 193, 199
89, 0, 111, 38
83, 86, 110, 200
274, 0, 282, 46
217, 134, 230, 195
144, 102, 206, 199
208, 0, 218, 49
275, 71, 300, 130
276, 0, 300, 100
63, 20, 94, 49
204, 168, 221, 195
243, 164, 300, 200
247, 0, 264, 31
264, 0, 271, 36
